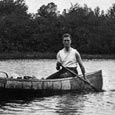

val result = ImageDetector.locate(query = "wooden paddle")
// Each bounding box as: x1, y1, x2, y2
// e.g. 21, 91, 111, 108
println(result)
60, 64, 99, 92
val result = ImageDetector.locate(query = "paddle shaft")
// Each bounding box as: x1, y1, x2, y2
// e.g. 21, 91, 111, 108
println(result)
60, 65, 99, 92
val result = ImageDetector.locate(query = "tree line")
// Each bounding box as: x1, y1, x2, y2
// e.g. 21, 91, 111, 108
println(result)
0, 0, 115, 54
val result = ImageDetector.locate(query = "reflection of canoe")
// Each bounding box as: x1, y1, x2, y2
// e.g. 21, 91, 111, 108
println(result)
0, 70, 103, 96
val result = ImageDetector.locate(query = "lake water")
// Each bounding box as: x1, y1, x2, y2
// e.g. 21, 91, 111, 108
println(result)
0, 59, 115, 115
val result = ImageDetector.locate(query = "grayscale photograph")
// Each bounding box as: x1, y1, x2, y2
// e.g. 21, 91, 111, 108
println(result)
0, 0, 115, 115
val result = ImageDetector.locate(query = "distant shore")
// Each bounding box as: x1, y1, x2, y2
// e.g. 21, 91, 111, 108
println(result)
0, 52, 115, 60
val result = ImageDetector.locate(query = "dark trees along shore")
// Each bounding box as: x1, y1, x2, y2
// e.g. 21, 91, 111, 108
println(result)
0, 0, 115, 55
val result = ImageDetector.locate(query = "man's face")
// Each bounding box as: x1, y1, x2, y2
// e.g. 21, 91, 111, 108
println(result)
63, 37, 71, 48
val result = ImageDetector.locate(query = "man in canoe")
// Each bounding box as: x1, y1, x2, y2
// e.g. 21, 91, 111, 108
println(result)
47, 33, 86, 79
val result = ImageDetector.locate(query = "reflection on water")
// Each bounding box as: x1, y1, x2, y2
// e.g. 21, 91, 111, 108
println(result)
0, 59, 115, 115
0, 92, 90, 115
0, 91, 115, 115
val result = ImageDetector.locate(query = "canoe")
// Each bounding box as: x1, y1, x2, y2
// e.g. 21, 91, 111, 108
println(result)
0, 70, 103, 96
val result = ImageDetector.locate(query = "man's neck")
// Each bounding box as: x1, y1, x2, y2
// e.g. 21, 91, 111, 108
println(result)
64, 47, 71, 52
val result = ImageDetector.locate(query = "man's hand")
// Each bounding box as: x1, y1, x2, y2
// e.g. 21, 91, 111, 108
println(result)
56, 62, 62, 70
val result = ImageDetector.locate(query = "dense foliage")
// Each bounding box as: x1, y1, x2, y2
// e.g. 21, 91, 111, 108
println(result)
0, 0, 115, 54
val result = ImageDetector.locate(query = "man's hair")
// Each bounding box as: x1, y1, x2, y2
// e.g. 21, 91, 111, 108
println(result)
62, 33, 71, 38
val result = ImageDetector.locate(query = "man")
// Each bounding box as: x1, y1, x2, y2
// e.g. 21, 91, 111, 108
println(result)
47, 33, 86, 79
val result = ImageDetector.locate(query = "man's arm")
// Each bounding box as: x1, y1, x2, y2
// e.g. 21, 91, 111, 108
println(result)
56, 62, 61, 70
76, 52, 86, 79
56, 52, 62, 70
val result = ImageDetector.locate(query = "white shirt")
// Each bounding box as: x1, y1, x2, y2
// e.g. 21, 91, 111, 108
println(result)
57, 47, 79, 68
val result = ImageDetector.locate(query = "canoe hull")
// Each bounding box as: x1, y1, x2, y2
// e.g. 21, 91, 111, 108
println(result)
0, 70, 103, 96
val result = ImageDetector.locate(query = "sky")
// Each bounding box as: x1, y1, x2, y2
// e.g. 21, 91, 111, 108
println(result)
25, 0, 115, 13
